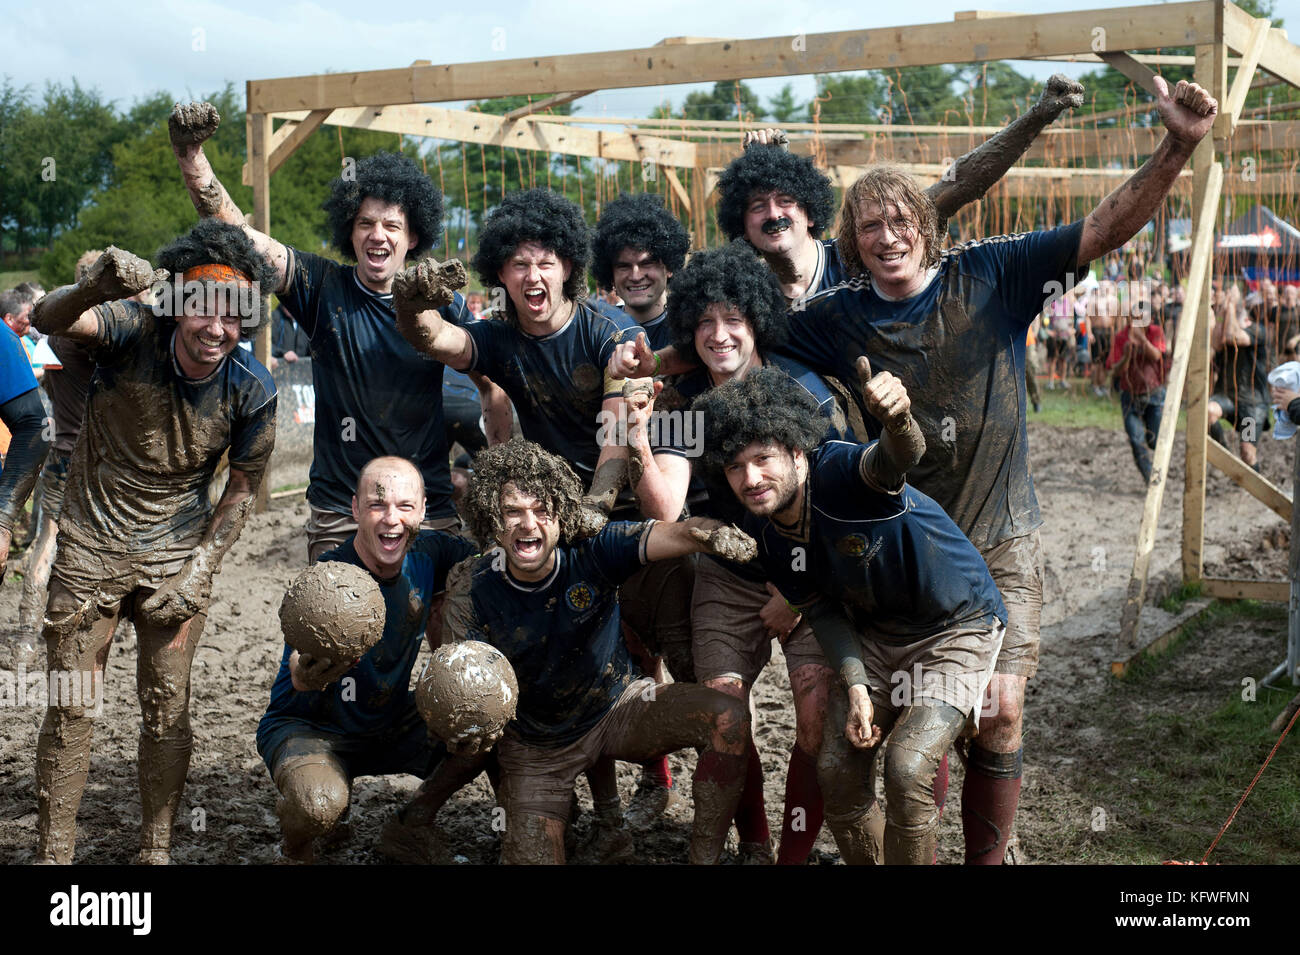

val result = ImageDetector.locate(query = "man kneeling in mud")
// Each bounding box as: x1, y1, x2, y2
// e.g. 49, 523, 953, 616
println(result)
696, 366, 1006, 865
31, 222, 277, 863
257, 456, 477, 863
438, 438, 754, 864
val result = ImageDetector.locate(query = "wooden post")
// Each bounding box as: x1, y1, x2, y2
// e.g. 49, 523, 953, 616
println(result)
250, 110, 272, 513
689, 163, 709, 249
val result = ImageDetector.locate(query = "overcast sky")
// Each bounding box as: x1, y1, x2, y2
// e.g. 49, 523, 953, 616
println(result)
3, 0, 1298, 120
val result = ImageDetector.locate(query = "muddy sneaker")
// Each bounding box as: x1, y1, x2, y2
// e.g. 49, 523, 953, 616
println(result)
136, 848, 170, 865
377, 813, 451, 865
738, 837, 776, 865
623, 779, 682, 830
580, 817, 635, 864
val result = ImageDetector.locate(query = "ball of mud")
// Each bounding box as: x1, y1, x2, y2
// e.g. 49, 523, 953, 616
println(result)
279, 561, 385, 661
416, 641, 519, 742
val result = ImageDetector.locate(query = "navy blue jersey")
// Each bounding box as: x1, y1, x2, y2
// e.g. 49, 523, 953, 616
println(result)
750, 440, 1006, 644
257, 531, 476, 748
807, 238, 847, 300
0, 326, 36, 405
282, 249, 470, 522
656, 354, 849, 580
59, 301, 276, 554
464, 301, 637, 482
781, 222, 1085, 550
455, 522, 651, 747
634, 310, 674, 351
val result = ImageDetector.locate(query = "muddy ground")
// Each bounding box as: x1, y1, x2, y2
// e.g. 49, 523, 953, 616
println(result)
0, 422, 1294, 865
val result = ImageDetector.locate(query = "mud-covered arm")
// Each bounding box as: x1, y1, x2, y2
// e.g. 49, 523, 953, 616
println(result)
577, 405, 630, 530
802, 598, 869, 690
391, 259, 474, 369
470, 371, 513, 446
169, 102, 290, 294
1077, 78, 1217, 268
33, 247, 166, 343
926, 74, 1084, 229
855, 356, 925, 490
607, 333, 697, 381
644, 516, 756, 563
624, 378, 691, 520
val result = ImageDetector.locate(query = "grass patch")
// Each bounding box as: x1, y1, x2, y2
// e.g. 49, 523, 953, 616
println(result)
1052, 600, 1300, 864
0, 269, 40, 290
1030, 377, 1188, 433
1157, 580, 1204, 615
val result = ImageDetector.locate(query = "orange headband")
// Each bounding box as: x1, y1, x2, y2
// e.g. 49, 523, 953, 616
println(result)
183, 264, 252, 286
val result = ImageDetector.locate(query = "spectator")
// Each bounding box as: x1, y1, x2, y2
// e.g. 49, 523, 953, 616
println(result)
1209, 282, 1271, 469
271, 303, 311, 363
1108, 314, 1169, 482
1045, 292, 1073, 389
1, 289, 42, 381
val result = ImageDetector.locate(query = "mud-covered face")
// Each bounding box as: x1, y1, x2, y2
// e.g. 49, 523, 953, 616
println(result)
174, 304, 242, 377
743, 190, 811, 256
351, 465, 424, 576
498, 242, 572, 331
498, 482, 561, 581
351, 197, 416, 293
724, 441, 806, 521
612, 248, 670, 313
695, 303, 759, 384
853, 199, 929, 298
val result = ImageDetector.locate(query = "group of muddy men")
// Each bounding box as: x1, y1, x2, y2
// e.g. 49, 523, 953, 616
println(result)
1, 70, 1217, 865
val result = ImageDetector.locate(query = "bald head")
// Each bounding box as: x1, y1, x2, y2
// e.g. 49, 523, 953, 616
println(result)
356, 456, 423, 504
352, 456, 426, 576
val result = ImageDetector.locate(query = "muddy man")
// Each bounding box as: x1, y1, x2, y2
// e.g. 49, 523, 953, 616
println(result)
30, 223, 277, 863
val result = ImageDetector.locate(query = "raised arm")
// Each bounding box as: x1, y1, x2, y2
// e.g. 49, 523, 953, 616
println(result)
854, 357, 925, 491
169, 102, 290, 293
607, 332, 696, 381
624, 378, 691, 520
927, 74, 1084, 230
32, 247, 165, 343
1077, 78, 1217, 269
391, 258, 474, 369
469, 371, 514, 446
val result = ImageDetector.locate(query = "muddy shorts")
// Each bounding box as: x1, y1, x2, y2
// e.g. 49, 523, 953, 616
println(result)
862, 621, 1004, 731
47, 533, 197, 622
619, 553, 697, 680
305, 503, 465, 563
261, 703, 445, 784
691, 557, 827, 686
35, 450, 72, 522
496, 678, 658, 822
1209, 394, 1270, 437
980, 530, 1044, 679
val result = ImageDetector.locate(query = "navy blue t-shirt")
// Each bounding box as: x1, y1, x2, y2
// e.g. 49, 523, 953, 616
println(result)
464, 301, 637, 482
781, 222, 1086, 550
257, 530, 476, 749
454, 522, 652, 747
633, 309, 674, 351
656, 353, 849, 581
750, 440, 1006, 645
282, 249, 470, 521
0, 326, 36, 405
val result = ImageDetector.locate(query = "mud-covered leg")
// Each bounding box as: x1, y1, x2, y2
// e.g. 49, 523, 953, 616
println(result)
273, 749, 351, 864
134, 602, 207, 863
502, 811, 566, 865
35, 583, 118, 863
882, 702, 968, 865
816, 682, 889, 865
16, 508, 59, 657
611, 682, 749, 864
778, 663, 833, 865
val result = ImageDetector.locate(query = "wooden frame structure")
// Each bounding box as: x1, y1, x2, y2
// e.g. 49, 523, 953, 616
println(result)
244, 2, 1300, 668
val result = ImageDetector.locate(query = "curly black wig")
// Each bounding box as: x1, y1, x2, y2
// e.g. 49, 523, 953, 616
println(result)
715, 145, 836, 242
471, 189, 590, 308
156, 219, 279, 336
322, 152, 444, 260
591, 193, 690, 290
459, 437, 586, 548
694, 365, 825, 482
667, 240, 789, 363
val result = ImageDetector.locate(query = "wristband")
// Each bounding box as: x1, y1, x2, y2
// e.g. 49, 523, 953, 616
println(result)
653, 352, 662, 374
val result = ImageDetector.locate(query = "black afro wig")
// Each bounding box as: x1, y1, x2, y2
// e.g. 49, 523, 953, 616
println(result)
667, 240, 789, 363
156, 219, 279, 337
591, 193, 690, 290
715, 145, 836, 242
459, 437, 586, 548
322, 151, 444, 260
471, 189, 590, 309
694, 365, 825, 482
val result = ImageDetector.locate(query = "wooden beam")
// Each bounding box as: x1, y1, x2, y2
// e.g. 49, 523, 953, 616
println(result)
1119, 158, 1223, 649
269, 108, 332, 174
249, 109, 272, 514
1221, 17, 1272, 132
1201, 577, 1289, 602
663, 168, 691, 213
1206, 439, 1293, 522
247, 3, 1220, 113
503, 91, 594, 121
1098, 50, 1160, 98
1111, 597, 1215, 677
1225, 1, 1300, 91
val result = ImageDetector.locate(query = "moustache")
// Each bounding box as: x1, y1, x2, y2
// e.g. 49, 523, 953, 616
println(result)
761, 217, 793, 235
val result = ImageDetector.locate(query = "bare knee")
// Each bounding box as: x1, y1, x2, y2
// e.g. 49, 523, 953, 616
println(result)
277, 762, 350, 841
883, 742, 938, 828
976, 675, 1025, 750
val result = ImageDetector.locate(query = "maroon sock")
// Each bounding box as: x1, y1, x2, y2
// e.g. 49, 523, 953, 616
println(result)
962, 746, 1022, 865
934, 751, 950, 818
732, 740, 769, 844
641, 756, 672, 789
776, 745, 823, 865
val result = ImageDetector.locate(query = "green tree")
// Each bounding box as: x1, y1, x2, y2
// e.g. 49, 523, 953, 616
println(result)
766, 83, 805, 124
809, 72, 887, 124
680, 81, 765, 122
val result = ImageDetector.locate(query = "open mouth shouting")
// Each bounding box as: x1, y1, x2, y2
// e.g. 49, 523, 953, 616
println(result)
521, 287, 548, 315
377, 529, 407, 556
363, 246, 392, 272
513, 535, 544, 561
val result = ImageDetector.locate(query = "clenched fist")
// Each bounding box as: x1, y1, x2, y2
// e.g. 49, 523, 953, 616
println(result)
392, 257, 468, 314
169, 101, 221, 152
84, 247, 168, 300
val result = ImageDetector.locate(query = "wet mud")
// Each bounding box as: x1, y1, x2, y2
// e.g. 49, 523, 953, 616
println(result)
279, 561, 385, 660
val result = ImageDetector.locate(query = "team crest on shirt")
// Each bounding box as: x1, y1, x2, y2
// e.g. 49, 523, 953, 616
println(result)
566, 582, 594, 612
837, 534, 869, 557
